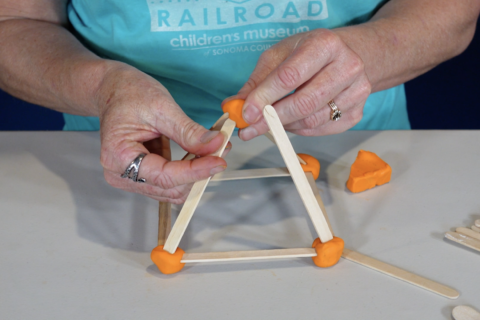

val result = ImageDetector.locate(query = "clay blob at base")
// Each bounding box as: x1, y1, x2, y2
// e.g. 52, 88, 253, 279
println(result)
311, 237, 344, 268
151, 245, 186, 274
297, 153, 320, 180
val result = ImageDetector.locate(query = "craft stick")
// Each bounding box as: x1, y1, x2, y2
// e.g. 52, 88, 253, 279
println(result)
264, 131, 307, 165
163, 118, 237, 254
452, 306, 480, 320
263, 105, 333, 243
445, 231, 480, 253
456, 227, 480, 241
476, 219, 480, 228
472, 225, 480, 233
183, 113, 230, 161
305, 172, 334, 235
211, 167, 290, 181
157, 202, 172, 246
181, 248, 317, 263
341, 248, 460, 299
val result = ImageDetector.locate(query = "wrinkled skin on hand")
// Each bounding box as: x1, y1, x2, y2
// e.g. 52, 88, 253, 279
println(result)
225, 29, 372, 140
96, 66, 231, 204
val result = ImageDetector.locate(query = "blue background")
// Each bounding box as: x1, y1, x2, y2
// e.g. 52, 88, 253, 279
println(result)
0, 23, 478, 131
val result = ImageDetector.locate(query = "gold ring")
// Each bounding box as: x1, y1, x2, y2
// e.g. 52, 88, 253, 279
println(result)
328, 100, 342, 121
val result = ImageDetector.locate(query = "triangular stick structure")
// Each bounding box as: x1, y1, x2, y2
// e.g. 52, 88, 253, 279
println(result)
151, 103, 460, 299
152, 105, 343, 273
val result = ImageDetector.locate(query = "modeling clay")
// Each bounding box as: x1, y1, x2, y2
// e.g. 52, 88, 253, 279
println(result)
311, 236, 344, 268
346, 150, 391, 193
222, 99, 250, 129
298, 153, 320, 180
151, 245, 185, 274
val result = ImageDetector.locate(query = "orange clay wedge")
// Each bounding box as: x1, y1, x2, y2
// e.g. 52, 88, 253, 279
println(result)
346, 150, 392, 193
222, 99, 250, 129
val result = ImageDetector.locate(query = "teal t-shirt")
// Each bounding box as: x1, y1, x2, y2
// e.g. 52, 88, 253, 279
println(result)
65, 0, 410, 130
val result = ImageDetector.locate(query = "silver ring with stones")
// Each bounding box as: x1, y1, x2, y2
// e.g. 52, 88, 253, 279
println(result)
328, 100, 342, 121
121, 153, 147, 183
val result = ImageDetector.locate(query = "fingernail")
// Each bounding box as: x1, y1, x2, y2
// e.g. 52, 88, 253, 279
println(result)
210, 165, 226, 176
243, 103, 261, 124
240, 126, 258, 141
200, 130, 220, 144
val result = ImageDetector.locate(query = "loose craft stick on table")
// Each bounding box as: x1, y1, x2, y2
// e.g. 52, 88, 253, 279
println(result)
263, 105, 333, 243
452, 306, 480, 320
456, 227, 480, 241
211, 167, 290, 181
163, 117, 237, 254
445, 231, 480, 253
341, 249, 460, 299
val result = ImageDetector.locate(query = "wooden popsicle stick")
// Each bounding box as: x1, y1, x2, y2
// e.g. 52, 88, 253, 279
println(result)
452, 306, 480, 320
456, 227, 480, 241
183, 113, 230, 161
341, 248, 460, 299
445, 231, 480, 253
471, 225, 480, 233
211, 167, 290, 181
157, 202, 172, 246
181, 248, 317, 263
476, 219, 480, 228
305, 172, 334, 235
264, 131, 307, 165
263, 105, 333, 243
163, 118, 237, 254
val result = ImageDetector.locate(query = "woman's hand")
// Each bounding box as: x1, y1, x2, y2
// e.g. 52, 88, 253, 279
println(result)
228, 29, 372, 140
96, 65, 230, 204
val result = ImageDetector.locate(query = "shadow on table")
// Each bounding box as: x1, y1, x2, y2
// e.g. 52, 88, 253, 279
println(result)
17, 130, 394, 267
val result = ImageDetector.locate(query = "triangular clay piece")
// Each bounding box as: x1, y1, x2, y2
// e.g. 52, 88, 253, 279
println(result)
346, 150, 392, 193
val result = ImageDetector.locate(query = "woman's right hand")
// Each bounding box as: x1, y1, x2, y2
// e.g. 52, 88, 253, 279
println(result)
95, 64, 230, 204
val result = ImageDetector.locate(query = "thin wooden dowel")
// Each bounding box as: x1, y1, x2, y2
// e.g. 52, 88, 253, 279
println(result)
211, 167, 290, 181
181, 248, 317, 263
157, 202, 172, 246
263, 105, 333, 243
163, 118, 237, 254
342, 248, 460, 299
456, 227, 480, 241
445, 231, 480, 253
264, 131, 307, 165
472, 225, 480, 233
305, 172, 334, 236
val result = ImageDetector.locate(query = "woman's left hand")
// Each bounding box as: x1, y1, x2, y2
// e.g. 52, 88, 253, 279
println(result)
227, 29, 372, 140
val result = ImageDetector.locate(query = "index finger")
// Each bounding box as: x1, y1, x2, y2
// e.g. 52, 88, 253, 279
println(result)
242, 30, 336, 125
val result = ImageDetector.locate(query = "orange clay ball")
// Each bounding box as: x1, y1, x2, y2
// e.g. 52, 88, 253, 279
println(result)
297, 153, 320, 180
151, 245, 185, 274
222, 99, 250, 129
311, 236, 344, 268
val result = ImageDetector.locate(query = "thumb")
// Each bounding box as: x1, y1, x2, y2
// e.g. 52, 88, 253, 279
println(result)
160, 108, 225, 157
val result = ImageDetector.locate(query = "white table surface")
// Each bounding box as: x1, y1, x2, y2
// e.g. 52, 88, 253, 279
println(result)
1, 131, 479, 319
